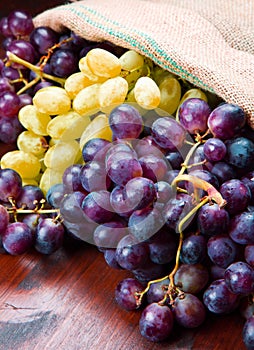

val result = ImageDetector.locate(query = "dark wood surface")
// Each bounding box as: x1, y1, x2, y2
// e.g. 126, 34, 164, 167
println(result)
0, 1, 247, 349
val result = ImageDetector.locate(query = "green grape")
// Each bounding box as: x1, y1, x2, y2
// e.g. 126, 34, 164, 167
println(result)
1, 150, 41, 179
18, 105, 51, 136
86, 48, 121, 79
119, 50, 144, 87
43, 140, 81, 170
134, 76, 161, 109
47, 110, 90, 141
99, 76, 128, 110
17, 130, 48, 157
33, 86, 71, 115
72, 83, 101, 115
152, 66, 174, 86
39, 167, 65, 195
157, 76, 181, 115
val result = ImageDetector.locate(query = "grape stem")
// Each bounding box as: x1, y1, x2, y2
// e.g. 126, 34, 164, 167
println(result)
6, 51, 66, 86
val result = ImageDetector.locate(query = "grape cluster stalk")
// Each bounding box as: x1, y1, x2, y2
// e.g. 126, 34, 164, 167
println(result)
0, 9, 254, 349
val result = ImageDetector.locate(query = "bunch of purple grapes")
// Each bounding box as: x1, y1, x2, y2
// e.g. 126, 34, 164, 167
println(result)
46, 101, 254, 348
0, 9, 125, 145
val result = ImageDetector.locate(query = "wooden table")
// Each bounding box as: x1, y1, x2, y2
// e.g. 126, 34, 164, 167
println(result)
0, 1, 247, 349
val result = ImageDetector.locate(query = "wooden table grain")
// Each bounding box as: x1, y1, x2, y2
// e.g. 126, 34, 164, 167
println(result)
0, 1, 247, 349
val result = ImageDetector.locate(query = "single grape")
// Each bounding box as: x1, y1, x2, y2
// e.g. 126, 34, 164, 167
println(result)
178, 98, 211, 134
86, 48, 121, 78
220, 179, 251, 215
0, 115, 23, 144
174, 263, 209, 294
0, 91, 20, 117
0, 17, 12, 37
197, 203, 230, 236
0, 77, 15, 94
80, 160, 111, 192
245, 245, 254, 267
148, 228, 177, 264
229, 211, 254, 245
206, 161, 236, 185
81, 190, 114, 224
134, 76, 161, 110
103, 249, 122, 270
115, 278, 144, 311
203, 138, 227, 162
139, 303, 174, 342
241, 171, 254, 205
139, 154, 168, 182
62, 164, 84, 193
30, 26, 59, 55
154, 181, 173, 205
2, 222, 33, 255
16, 185, 45, 210
33, 86, 71, 115
133, 260, 167, 284
163, 195, 193, 232
93, 220, 127, 248
180, 234, 207, 264
60, 191, 87, 223
82, 138, 111, 163
7, 10, 34, 37
207, 235, 238, 268
146, 278, 170, 304
50, 49, 78, 78
35, 218, 65, 254
242, 316, 254, 350
165, 150, 184, 170
173, 293, 206, 328
0, 168, 22, 202
0, 204, 9, 234
46, 183, 66, 208
99, 77, 128, 109
224, 261, 254, 295
8, 40, 36, 69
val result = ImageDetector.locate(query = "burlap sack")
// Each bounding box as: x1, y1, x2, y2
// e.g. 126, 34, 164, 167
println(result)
34, 0, 254, 127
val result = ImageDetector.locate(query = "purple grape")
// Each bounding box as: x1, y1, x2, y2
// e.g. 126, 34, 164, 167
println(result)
242, 316, 254, 350
239, 297, 254, 320
197, 203, 230, 236
115, 234, 149, 270
220, 179, 251, 215
165, 150, 184, 170
146, 278, 170, 304
81, 190, 114, 224
60, 191, 87, 223
210, 264, 226, 281
133, 260, 167, 284
128, 207, 164, 242
148, 228, 177, 264
46, 183, 66, 208
115, 278, 144, 310
0, 115, 23, 144
245, 245, 254, 267
21, 213, 41, 236
139, 303, 174, 342
80, 160, 111, 192
207, 103, 246, 140
0, 168, 22, 202
224, 261, 254, 295
226, 136, 254, 170
151, 116, 186, 151
187, 169, 219, 198
2, 222, 33, 255
8, 40, 36, 69
82, 138, 111, 163
0, 17, 13, 37
93, 220, 127, 248
49, 49, 78, 78
18, 93, 33, 108
33, 81, 54, 93
16, 185, 45, 210
109, 104, 143, 139
241, 171, 254, 205
180, 234, 207, 264
173, 293, 206, 328
139, 154, 168, 182
229, 211, 254, 245
7, 10, 34, 37
163, 195, 193, 232
62, 164, 86, 193
110, 185, 134, 218
134, 135, 164, 158
203, 138, 227, 162
0, 91, 20, 117
154, 181, 173, 204
207, 235, 238, 268
0, 77, 15, 93
174, 263, 209, 294
35, 218, 65, 254
206, 161, 236, 184
30, 26, 59, 55
0, 204, 9, 235
178, 98, 211, 134
203, 279, 239, 314
63, 218, 97, 244
103, 249, 122, 269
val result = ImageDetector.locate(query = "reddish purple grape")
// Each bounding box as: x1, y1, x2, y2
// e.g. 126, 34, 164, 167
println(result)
0, 17, 12, 37
203, 138, 227, 162
16, 185, 45, 210
0, 204, 9, 235
103, 249, 122, 269
206, 161, 236, 184
8, 40, 36, 69
229, 211, 254, 245
60, 191, 87, 223
220, 179, 251, 215
30, 26, 59, 55
180, 234, 207, 265
0, 77, 15, 93
115, 278, 144, 311
81, 190, 114, 224
80, 160, 111, 192
139, 154, 168, 182
62, 164, 84, 193
173, 293, 206, 328
178, 98, 211, 134
148, 228, 177, 265
0, 115, 23, 144
174, 263, 209, 294
139, 303, 174, 342
224, 261, 254, 295
207, 235, 238, 268
49, 49, 78, 78
0, 91, 20, 117
35, 218, 65, 254
0, 168, 22, 202
2, 222, 33, 255
7, 10, 34, 37
197, 203, 230, 236
82, 138, 111, 163
242, 316, 254, 350
93, 220, 127, 248
46, 183, 66, 208
146, 278, 169, 304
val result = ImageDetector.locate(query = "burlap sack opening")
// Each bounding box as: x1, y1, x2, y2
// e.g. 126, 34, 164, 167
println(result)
34, 0, 254, 127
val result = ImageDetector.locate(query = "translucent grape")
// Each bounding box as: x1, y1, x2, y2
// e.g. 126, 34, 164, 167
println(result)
86, 48, 121, 78
99, 77, 128, 110
46, 110, 90, 141
81, 190, 114, 224
43, 140, 81, 170
78, 56, 108, 83
157, 75, 181, 115
64, 72, 94, 99
1, 150, 41, 179
119, 50, 144, 86
18, 105, 51, 136
72, 83, 101, 115
39, 167, 65, 195
33, 86, 71, 115
17, 131, 48, 157
134, 76, 161, 110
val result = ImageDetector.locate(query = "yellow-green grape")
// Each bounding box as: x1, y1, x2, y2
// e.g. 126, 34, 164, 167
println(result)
152, 66, 175, 86
86, 48, 121, 79
64, 72, 95, 99
99, 77, 128, 110
39, 167, 64, 195
1, 150, 41, 179
18, 105, 51, 136
119, 50, 144, 86
79, 57, 108, 83
43, 140, 81, 170
72, 84, 101, 115
17, 131, 48, 157
157, 76, 181, 115
33, 86, 71, 115
80, 114, 113, 150
175, 88, 208, 120
134, 76, 161, 110
47, 110, 90, 141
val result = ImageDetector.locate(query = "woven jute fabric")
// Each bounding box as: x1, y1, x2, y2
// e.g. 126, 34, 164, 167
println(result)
34, 0, 254, 127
